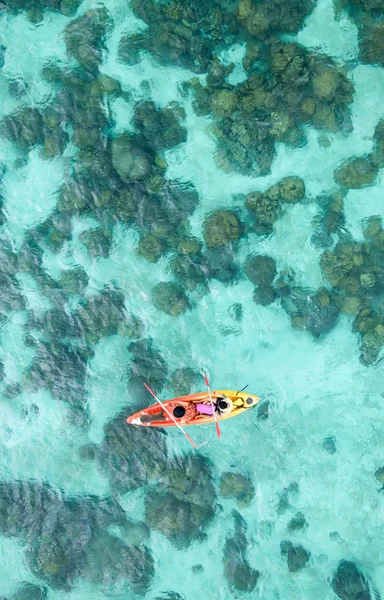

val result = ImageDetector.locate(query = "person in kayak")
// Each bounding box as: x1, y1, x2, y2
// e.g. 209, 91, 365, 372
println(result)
216, 396, 233, 415
166, 402, 197, 424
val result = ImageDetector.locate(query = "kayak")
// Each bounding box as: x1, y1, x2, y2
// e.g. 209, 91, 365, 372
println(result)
126, 389, 260, 427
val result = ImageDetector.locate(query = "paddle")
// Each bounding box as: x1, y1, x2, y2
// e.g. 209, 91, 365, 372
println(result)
143, 382, 198, 449
203, 373, 221, 439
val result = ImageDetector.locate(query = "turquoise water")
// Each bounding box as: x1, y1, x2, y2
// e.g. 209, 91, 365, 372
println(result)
1, 0, 384, 598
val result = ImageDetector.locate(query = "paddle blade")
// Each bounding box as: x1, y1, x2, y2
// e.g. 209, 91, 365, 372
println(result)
185, 432, 198, 449
203, 373, 209, 387
215, 421, 221, 439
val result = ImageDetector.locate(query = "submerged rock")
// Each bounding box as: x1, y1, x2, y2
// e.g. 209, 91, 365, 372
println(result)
178, 236, 203, 256
236, 0, 315, 37
154, 593, 186, 600
79, 227, 112, 258
203, 210, 243, 248
331, 560, 371, 600
280, 541, 310, 572
82, 531, 154, 594
128, 338, 168, 392
362, 215, 382, 239
190, 39, 353, 176
3, 382, 21, 399
8, 77, 28, 98
145, 455, 216, 548
6, 0, 81, 16
278, 177, 306, 203
59, 267, 89, 295
1, 107, 44, 151
253, 284, 277, 306
112, 134, 152, 182
219, 472, 255, 508
24, 342, 89, 411
0, 45, 5, 69
244, 254, 277, 286
375, 466, 384, 484
78, 443, 98, 462
228, 302, 244, 322
223, 511, 260, 593
334, 157, 379, 189
323, 436, 337, 455
277, 482, 299, 514
137, 233, 167, 263
169, 368, 199, 396
152, 282, 191, 316
133, 100, 187, 151
64, 8, 113, 73
287, 512, 308, 532
246, 187, 281, 234
204, 248, 240, 284
77, 287, 127, 342
118, 314, 144, 340
192, 564, 204, 574
359, 21, 384, 66
11, 583, 47, 600
169, 253, 208, 291
0, 272, 26, 315
373, 120, 384, 168
257, 400, 270, 420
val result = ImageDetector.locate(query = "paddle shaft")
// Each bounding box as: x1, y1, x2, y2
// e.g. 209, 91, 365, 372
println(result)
203, 374, 221, 439
143, 383, 198, 449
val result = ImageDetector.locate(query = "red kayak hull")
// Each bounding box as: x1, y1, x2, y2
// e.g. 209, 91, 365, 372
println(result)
126, 389, 260, 427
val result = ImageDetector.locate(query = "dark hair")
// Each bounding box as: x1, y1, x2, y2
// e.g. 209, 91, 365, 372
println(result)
173, 406, 186, 418
218, 400, 228, 410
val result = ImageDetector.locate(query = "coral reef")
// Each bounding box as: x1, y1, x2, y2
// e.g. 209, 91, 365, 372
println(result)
0, 480, 152, 592
319, 225, 384, 364
1, 0, 383, 595
96, 408, 168, 494
246, 177, 305, 234
4, 0, 81, 17
236, 0, 315, 38
277, 272, 340, 336
188, 44, 353, 175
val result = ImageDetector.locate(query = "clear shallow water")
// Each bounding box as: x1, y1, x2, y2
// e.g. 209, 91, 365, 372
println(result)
1, 0, 384, 598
